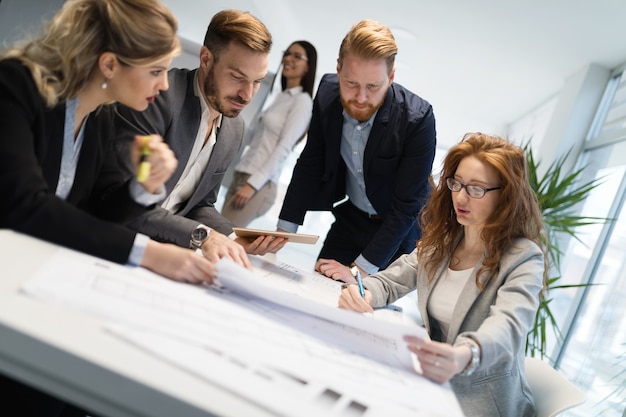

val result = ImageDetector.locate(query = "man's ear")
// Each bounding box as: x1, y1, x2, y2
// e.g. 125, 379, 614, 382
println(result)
388, 66, 396, 84
200, 46, 214, 70
336, 59, 341, 74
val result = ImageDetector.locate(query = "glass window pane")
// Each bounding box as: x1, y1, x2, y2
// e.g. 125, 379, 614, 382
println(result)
556, 142, 626, 416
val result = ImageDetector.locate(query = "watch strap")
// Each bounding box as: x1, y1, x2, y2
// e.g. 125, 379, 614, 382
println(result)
459, 341, 480, 376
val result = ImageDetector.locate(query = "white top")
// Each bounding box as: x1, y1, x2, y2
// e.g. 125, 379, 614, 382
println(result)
428, 267, 473, 338
235, 86, 312, 190
162, 75, 222, 212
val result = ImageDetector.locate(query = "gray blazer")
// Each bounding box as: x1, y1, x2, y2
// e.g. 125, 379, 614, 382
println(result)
115, 68, 244, 246
363, 238, 543, 417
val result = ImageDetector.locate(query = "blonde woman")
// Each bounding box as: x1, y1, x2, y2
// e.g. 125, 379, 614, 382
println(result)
0, 1, 219, 413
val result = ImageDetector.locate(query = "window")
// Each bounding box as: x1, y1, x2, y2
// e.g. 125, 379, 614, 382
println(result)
554, 66, 626, 416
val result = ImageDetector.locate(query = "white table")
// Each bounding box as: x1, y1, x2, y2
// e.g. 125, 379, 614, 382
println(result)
0, 230, 463, 417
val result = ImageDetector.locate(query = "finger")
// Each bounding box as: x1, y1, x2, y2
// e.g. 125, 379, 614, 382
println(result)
232, 247, 252, 269
315, 258, 331, 271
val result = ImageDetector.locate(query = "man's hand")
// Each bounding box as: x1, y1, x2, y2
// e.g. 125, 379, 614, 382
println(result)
315, 258, 360, 283
235, 235, 287, 255
201, 231, 251, 269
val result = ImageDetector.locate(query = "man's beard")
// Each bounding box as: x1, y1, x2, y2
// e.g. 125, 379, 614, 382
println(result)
340, 95, 384, 122
203, 66, 249, 118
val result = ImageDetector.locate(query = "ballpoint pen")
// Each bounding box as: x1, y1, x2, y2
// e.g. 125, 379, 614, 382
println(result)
356, 269, 365, 299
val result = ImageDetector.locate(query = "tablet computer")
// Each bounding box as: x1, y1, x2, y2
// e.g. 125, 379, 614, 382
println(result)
232, 227, 319, 244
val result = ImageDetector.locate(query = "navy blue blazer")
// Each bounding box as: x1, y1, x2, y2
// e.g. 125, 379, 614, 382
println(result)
0, 58, 147, 264
279, 73, 436, 268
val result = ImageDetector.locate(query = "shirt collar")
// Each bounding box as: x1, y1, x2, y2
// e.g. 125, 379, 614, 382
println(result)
284, 85, 304, 96
342, 107, 377, 128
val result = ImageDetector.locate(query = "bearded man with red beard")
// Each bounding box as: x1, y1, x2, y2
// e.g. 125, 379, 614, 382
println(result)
278, 19, 437, 283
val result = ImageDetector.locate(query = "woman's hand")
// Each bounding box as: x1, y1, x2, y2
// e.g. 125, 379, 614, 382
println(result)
142, 240, 216, 284
403, 337, 473, 384
229, 183, 256, 209
132, 134, 177, 194
315, 258, 357, 283
337, 284, 374, 313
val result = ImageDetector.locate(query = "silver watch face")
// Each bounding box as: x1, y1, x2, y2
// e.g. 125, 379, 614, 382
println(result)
191, 227, 208, 242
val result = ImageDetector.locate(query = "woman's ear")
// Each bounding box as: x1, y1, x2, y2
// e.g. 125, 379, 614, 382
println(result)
98, 52, 118, 79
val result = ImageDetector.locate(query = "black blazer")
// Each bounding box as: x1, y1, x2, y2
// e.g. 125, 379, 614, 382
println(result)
279, 73, 436, 268
0, 58, 148, 264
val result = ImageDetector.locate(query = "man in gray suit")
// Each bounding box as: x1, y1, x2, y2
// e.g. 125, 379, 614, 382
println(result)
115, 9, 285, 267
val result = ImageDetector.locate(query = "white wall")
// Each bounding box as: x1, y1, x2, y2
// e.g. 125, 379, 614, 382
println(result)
0, 0, 64, 47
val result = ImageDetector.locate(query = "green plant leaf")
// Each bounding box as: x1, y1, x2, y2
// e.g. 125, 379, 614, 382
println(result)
522, 141, 611, 359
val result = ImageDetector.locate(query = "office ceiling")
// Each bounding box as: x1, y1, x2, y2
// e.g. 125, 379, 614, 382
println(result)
161, 0, 626, 149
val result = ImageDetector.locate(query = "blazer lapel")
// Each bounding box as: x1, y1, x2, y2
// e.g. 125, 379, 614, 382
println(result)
165, 70, 202, 193
363, 87, 392, 172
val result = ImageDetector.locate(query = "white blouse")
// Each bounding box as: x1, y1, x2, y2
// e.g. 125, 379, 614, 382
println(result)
427, 267, 473, 338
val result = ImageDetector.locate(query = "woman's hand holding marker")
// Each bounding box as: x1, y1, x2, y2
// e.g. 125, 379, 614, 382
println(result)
133, 134, 177, 194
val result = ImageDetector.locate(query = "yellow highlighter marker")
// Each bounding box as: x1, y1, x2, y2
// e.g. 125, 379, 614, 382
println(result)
136, 136, 151, 183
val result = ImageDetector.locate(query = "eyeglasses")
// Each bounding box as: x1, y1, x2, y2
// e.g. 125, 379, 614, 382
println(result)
283, 50, 308, 61
446, 177, 501, 199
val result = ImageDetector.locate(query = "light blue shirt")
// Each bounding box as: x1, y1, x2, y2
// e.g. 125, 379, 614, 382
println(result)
340, 109, 377, 215
56, 98, 161, 266
277, 109, 380, 274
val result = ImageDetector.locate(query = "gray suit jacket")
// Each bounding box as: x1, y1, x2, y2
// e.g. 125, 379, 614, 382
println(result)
363, 238, 543, 417
115, 68, 244, 246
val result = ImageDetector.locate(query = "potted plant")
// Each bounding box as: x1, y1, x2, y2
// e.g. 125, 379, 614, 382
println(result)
523, 143, 608, 359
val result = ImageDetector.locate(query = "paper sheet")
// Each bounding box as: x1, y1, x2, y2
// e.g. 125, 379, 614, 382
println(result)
21, 249, 464, 417
216, 257, 429, 371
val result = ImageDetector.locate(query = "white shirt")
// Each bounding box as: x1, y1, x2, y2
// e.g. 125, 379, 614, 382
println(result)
161, 74, 222, 212
428, 267, 473, 338
235, 86, 312, 190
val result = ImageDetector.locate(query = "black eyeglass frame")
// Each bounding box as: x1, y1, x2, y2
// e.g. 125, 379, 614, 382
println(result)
445, 177, 501, 199
282, 50, 308, 61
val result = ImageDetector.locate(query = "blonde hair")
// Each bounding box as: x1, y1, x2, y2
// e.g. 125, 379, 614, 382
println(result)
1, 0, 181, 106
203, 9, 272, 61
338, 19, 397, 74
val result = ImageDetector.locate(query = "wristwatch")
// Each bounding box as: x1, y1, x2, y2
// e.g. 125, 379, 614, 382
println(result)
349, 264, 360, 279
190, 225, 211, 250
459, 341, 481, 376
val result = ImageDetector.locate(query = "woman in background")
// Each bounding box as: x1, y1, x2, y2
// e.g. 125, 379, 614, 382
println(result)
222, 40, 317, 227
0, 1, 214, 413
339, 133, 547, 416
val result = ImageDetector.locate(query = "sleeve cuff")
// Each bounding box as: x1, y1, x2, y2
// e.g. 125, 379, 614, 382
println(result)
276, 219, 298, 233
129, 180, 166, 206
128, 233, 150, 266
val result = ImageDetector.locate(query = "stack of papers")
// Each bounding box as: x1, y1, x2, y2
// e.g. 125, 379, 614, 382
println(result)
21, 249, 463, 417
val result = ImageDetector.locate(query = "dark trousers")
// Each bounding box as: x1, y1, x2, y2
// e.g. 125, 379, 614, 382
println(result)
318, 200, 403, 268
0, 372, 98, 417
